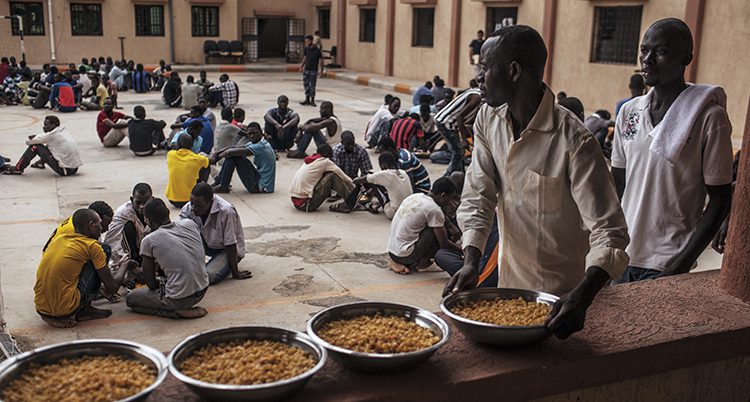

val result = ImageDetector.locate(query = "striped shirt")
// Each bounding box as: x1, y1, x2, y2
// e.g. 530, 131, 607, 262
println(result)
389, 117, 423, 150
398, 149, 431, 193
435, 88, 482, 131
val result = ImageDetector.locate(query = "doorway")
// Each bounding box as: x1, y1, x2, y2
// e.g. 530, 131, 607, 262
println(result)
257, 18, 287, 58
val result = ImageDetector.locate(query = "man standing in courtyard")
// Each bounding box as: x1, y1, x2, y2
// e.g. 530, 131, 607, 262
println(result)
300, 35, 324, 107
611, 18, 733, 283
444, 26, 630, 340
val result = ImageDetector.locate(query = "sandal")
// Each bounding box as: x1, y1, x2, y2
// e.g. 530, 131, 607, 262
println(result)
366, 203, 380, 214
30, 161, 45, 169
2, 167, 22, 175
329, 202, 352, 213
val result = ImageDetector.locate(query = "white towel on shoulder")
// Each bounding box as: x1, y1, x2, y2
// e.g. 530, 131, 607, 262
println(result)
648, 84, 727, 166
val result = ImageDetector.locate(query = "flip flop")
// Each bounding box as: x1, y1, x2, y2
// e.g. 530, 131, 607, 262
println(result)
329, 202, 352, 213
30, 161, 45, 169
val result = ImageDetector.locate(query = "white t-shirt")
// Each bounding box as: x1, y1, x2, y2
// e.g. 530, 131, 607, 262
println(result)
26, 126, 83, 169
367, 169, 413, 219
611, 92, 733, 271
387, 193, 445, 257
366, 108, 394, 140
326, 116, 343, 146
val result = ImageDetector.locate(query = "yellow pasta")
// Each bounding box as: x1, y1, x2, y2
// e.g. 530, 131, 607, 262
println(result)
317, 314, 439, 354
451, 297, 552, 326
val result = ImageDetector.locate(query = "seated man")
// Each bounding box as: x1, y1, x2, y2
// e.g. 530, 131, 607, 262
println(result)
377, 137, 431, 193
131, 64, 150, 93
386, 177, 461, 274
389, 114, 425, 152
331, 152, 413, 219
198, 97, 216, 130
213, 107, 241, 152
212, 122, 276, 194
180, 183, 253, 284
208, 74, 239, 108
162, 72, 182, 108
108, 61, 128, 90
170, 106, 213, 154
287, 101, 342, 158
127, 106, 167, 156
96, 98, 131, 147
289, 143, 355, 212
27, 71, 51, 109
365, 97, 400, 148
169, 120, 205, 154
166, 134, 209, 208
264, 95, 300, 152
418, 104, 439, 147
4, 116, 82, 176
232, 107, 246, 129
332, 131, 373, 181
34, 208, 134, 328
435, 212, 499, 288
181, 75, 201, 110
49, 74, 77, 112
103, 183, 153, 281
125, 198, 209, 319
44, 201, 113, 252
79, 75, 108, 111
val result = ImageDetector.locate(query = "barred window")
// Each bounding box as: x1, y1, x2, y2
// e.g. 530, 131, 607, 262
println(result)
412, 8, 434, 48
359, 8, 375, 43
192, 6, 219, 37
70, 3, 102, 36
9, 2, 45, 36
591, 6, 643, 65
318, 8, 330, 39
486, 7, 517, 34
135, 5, 164, 36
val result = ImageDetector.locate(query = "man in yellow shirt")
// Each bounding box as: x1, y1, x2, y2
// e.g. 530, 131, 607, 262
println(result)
34, 208, 134, 328
166, 134, 209, 208
42, 201, 113, 252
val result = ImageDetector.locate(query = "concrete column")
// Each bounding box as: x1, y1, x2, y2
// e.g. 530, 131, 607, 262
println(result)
720, 96, 750, 303
447, 0, 462, 87
385, 0, 395, 76
337, 0, 347, 67
684, 0, 706, 83
542, 0, 557, 85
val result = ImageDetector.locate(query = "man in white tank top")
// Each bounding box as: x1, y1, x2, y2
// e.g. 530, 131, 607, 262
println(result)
288, 101, 343, 158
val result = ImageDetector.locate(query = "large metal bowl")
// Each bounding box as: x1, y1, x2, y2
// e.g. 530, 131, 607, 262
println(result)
307, 301, 450, 373
441, 288, 560, 346
168, 326, 326, 402
0, 339, 168, 402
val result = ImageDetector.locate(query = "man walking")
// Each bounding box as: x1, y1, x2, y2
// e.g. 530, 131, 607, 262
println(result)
300, 35, 324, 106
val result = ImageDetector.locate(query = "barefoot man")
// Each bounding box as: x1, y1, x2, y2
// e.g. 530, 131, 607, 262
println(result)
34, 208, 134, 328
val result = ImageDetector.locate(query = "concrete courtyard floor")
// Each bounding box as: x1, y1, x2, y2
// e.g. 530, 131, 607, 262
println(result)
0, 71, 723, 354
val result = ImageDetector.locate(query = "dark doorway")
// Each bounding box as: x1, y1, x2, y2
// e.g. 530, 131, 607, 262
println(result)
257, 18, 287, 58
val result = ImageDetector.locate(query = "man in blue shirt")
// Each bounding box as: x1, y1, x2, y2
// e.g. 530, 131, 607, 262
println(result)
170, 106, 213, 154
412, 81, 434, 106
211, 122, 276, 194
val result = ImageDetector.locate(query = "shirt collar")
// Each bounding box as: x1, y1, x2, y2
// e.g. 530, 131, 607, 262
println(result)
209, 195, 223, 215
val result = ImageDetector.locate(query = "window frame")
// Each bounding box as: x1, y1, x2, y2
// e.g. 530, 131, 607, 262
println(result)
191, 5, 220, 37
411, 7, 434, 48
590, 5, 643, 65
134, 4, 165, 37
70, 3, 103, 36
9, 2, 45, 36
317, 7, 331, 39
359, 7, 376, 43
485, 6, 518, 34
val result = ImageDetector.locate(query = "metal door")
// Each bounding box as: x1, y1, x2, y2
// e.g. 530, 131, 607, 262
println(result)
286, 18, 305, 63
242, 17, 258, 62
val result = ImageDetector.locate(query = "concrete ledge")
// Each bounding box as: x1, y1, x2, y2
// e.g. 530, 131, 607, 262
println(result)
150, 271, 750, 401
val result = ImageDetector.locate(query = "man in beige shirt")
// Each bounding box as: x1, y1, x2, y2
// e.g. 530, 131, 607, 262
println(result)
444, 25, 630, 339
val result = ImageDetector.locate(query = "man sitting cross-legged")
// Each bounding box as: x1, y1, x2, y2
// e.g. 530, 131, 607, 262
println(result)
34, 208, 136, 328
4, 116, 82, 176
170, 106, 214, 154
332, 131, 373, 180
127, 106, 166, 156
212, 122, 276, 194
287, 101, 342, 158
214, 107, 242, 152
125, 198, 209, 319
289, 143, 355, 212
103, 183, 153, 285
180, 183, 253, 284
330, 152, 413, 219
169, 120, 205, 154
44, 201, 113, 253
166, 134, 210, 208
96, 98, 131, 148
264, 95, 300, 152
386, 177, 462, 275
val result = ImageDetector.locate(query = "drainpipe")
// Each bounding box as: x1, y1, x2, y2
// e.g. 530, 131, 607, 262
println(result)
336, 0, 346, 67
385, 0, 395, 76
168, 0, 175, 64
542, 0, 557, 85
47, 0, 56, 62
447, 0, 462, 87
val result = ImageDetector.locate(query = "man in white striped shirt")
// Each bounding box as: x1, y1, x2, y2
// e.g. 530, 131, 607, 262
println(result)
434, 85, 482, 175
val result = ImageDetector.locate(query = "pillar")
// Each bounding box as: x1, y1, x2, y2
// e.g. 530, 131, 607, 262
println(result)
542, 0, 557, 84
336, 0, 347, 67
684, 0, 706, 83
447, 0, 462, 87
385, 0, 395, 76
720, 96, 750, 303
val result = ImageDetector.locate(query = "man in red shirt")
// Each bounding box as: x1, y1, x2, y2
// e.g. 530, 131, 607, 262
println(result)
389, 114, 424, 152
0, 57, 9, 83
96, 98, 131, 147
49, 74, 77, 113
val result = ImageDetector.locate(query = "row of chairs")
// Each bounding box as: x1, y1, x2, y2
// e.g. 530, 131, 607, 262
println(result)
204, 40, 244, 64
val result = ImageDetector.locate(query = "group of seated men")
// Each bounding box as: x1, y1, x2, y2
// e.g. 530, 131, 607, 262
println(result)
33, 182, 252, 328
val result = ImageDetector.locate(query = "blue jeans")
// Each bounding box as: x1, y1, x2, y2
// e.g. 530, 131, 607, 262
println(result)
204, 249, 243, 285
264, 123, 297, 151
73, 243, 111, 315
613, 266, 661, 284
218, 156, 260, 193
437, 124, 464, 175
297, 130, 327, 154
303, 70, 318, 97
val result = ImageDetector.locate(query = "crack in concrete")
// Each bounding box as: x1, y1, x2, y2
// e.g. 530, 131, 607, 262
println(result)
243, 225, 311, 240
248, 237, 389, 269
272, 273, 334, 297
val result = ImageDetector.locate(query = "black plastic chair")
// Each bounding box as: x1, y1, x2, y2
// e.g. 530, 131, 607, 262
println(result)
203, 40, 220, 64
217, 40, 231, 56
230, 40, 245, 63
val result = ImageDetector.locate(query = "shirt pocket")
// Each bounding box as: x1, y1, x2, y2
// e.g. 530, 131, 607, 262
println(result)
520, 169, 563, 214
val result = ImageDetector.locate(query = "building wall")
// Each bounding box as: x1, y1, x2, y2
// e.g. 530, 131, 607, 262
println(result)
173, 0, 239, 64
391, 1, 452, 83
344, 2, 387, 76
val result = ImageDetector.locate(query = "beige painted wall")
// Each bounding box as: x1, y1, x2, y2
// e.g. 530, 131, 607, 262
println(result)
696, 0, 750, 139
391, 1, 451, 83
549, 0, 687, 118
344, 3, 386, 76
173, 0, 238, 64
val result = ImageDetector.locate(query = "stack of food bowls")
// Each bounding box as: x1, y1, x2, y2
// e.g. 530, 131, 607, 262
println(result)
307, 301, 450, 373
0, 339, 168, 402
168, 326, 326, 402
441, 288, 559, 346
